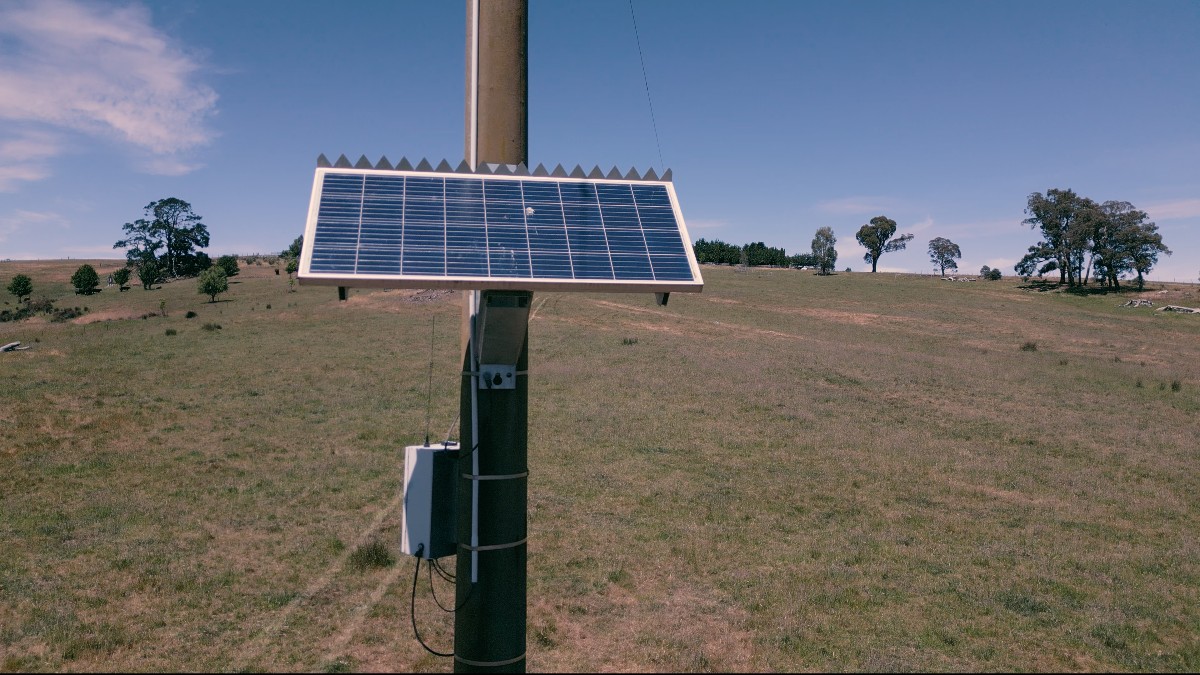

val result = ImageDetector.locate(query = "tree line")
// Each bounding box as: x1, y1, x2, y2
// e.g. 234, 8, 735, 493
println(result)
692, 217, 935, 277
692, 188, 1174, 289
692, 238, 814, 268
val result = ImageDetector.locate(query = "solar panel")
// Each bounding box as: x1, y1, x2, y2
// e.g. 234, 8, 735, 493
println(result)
298, 165, 704, 293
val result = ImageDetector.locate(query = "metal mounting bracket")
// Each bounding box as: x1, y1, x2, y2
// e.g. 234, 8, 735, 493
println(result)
478, 364, 516, 389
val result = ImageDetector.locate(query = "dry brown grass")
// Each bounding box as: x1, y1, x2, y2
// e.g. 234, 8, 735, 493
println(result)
1, 260, 1198, 672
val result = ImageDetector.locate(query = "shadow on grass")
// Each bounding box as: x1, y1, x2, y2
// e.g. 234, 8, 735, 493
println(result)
1017, 279, 1148, 296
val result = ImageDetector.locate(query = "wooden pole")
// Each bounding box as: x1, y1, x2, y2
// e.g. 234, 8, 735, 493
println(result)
457, 1, 529, 672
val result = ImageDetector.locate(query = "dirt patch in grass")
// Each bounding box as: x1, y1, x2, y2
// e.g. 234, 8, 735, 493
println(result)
72, 309, 144, 324
340, 289, 456, 312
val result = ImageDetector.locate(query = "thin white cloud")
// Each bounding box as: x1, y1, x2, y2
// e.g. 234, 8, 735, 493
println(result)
909, 216, 935, 233
142, 156, 205, 177
0, 164, 53, 192
1144, 199, 1200, 220
0, 130, 61, 191
0, 209, 68, 245
0, 0, 217, 180
683, 218, 727, 231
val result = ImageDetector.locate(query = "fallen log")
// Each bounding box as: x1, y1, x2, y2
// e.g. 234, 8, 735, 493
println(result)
1157, 305, 1200, 314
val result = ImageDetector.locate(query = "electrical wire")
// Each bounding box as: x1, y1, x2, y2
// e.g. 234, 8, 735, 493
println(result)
431, 557, 456, 582
410, 545, 454, 658
429, 558, 472, 612
629, 0, 666, 173
443, 411, 460, 447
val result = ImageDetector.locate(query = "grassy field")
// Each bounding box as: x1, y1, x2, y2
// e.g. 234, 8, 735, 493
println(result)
2, 259, 1198, 672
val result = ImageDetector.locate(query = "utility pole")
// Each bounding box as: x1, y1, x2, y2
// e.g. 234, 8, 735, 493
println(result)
456, 1, 529, 672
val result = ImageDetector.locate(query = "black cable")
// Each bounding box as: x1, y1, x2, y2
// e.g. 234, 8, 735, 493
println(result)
431, 557, 456, 582
456, 442, 481, 466
410, 545, 454, 658
429, 557, 472, 612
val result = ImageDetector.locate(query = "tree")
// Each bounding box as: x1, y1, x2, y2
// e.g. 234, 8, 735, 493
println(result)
811, 227, 838, 275
6, 274, 33, 303
285, 257, 299, 276
71, 264, 100, 295
112, 267, 131, 289
789, 252, 817, 268
856, 216, 913, 273
1090, 201, 1169, 290
987, 268, 1002, 281
927, 237, 962, 276
743, 241, 790, 267
114, 198, 210, 279
136, 258, 164, 290
198, 267, 228, 302
979, 265, 992, 278
1020, 189, 1095, 286
1015, 241, 1059, 279
216, 255, 240, 278
282, 235, 303, 259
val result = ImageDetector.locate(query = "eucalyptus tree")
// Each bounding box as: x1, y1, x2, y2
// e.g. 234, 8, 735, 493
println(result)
1020, 189, 1096, 286
811, 227, 838, 275
927, 237, 962, 276
856, 216, 913, 273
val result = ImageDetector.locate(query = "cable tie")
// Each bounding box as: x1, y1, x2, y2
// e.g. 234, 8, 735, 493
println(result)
461, 471, 529, 481
454, 653, 526, 668
459, 537, 527, 552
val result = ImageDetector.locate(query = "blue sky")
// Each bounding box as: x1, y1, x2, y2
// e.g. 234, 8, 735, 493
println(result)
2, 0, 1198, 281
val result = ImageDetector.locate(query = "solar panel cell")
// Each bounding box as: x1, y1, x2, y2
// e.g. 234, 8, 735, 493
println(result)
301, 168, 701, 292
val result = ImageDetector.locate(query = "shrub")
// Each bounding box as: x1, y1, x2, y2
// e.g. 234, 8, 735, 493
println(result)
165, 329, 177, 336
988, 268, 1003, 281
348, 539, 394, 571
1171, 379, 1182, 392
71, 264, 100, 295
185, 310, 198, 319
112, 267, 131, 288
50, 307, 84, 322
1021, 341, 1038, 352
622, 337, 638, 346
28, 297, 54, 313
202, 323, 222, 331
